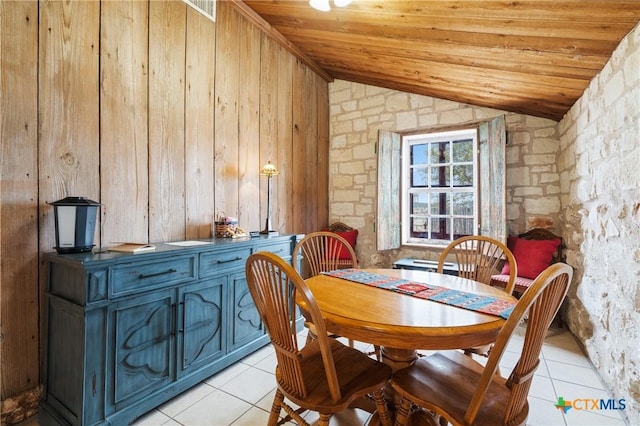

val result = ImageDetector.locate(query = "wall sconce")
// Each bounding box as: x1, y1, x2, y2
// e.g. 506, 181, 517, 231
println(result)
49, 196, 100, 253
259, 162, 279, 236
309, 0, 352, 12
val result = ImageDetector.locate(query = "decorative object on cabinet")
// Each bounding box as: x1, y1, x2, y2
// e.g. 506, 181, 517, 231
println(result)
48, 196, 100, 254
40, 234, 302, 426
259, 161, 279, 236
108, 242, 156, 253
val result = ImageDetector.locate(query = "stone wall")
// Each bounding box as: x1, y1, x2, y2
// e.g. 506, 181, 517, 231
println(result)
558, 22, 640, 424
328, 82, 562, 268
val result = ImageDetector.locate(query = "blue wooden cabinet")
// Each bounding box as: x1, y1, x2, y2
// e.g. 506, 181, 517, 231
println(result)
40, 235, 302, 425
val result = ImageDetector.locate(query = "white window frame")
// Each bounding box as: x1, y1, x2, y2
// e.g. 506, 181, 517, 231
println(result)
376, 115, 506, 252
401, 128, 478, 247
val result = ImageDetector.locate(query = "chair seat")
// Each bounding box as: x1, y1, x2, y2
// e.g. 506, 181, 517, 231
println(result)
280, 339, 392, 412
491, 273, 534, 291
391, 351, 528, 426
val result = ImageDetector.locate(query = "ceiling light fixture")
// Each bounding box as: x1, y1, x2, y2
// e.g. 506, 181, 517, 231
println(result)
309, 0, 352, 12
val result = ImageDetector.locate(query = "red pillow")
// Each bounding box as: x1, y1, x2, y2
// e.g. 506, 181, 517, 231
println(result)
501, 236, 561, 279
327, 229, 358, 260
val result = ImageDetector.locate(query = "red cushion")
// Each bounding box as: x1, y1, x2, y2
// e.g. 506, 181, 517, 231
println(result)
501, 236, 561, 279
327, 229, 358, 260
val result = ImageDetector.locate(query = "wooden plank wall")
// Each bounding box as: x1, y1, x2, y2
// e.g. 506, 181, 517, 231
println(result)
0, 0, 329, 406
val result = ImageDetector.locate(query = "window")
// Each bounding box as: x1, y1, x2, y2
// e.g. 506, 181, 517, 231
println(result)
402, 129, 477, 245
377, 115, 506, 250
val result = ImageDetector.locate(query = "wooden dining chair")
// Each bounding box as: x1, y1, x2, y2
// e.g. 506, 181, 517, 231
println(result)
438, 235, 518, 358
438, 235, 518, 295
293, 232, 363, 349
390, 262, 573, 426
293, 231, 357, 278
245, 252, 393, 426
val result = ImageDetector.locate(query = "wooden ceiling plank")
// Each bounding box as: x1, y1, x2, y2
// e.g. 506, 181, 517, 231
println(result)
254, 11, 636, 42
290, 34, 604, 80
245, 1, 640, 24
321, 57, 586, 101
269, 19, 622, 56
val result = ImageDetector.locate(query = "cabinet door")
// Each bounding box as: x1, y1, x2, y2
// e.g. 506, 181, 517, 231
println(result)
229, 271, 264, 350
178, 278, 226, 376
110, 290, 175, 410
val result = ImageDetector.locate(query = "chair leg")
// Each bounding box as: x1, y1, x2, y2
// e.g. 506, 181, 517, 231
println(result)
394, 397, 412, 426
318, 413, 332, 426
268, 389, 284, 426
372, 389, 393, 426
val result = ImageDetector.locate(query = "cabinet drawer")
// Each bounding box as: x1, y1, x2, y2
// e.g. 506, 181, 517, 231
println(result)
110, 256, 196, 297
258, 241, 291, 258
199, 247, 253, 278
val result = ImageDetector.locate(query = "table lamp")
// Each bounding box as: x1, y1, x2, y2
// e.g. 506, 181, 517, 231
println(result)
259, 161, 279, 235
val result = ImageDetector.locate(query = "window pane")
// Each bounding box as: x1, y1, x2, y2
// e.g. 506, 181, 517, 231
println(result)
452, 164, 473, 187
452, 193, 473, 215
411, 143, 428, 166
452, 139, 473, 162
453, 217, 474, 239
411, 167, 428, 187
410, 193, 428, 215
430, 217, 450, 240
429, 142, 449, 164
430, 192, 449, 215
430, 166, 449, 187
410, 217, 429, 238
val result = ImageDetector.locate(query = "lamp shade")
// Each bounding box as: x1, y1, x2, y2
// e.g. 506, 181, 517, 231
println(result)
260, 162, 279, 176
49, 196, 100, 254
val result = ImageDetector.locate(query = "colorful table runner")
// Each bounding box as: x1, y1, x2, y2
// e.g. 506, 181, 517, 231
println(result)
322, 269, 515, 319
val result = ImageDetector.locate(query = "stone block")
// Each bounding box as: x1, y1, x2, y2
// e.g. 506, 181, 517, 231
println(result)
523, 197, 561, 213
386, 93, 410, 111
440, 108, 473, 124
396, 111, 417, 129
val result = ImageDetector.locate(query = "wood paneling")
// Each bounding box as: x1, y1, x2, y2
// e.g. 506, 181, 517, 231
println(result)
100, 1, 149, 244
0, 0, 329, 405
237, 16, 261, 232
0, 0, 39, 399
38, 0, 101, 245
149, 1, 187, 242
185, 5, 216, 239
276, 45, 294, 232
259, 35, 279, 232
214, 1, 240, 220
244, 0, 640, 120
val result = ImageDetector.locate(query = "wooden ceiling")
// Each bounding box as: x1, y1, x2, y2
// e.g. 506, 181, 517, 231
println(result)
240, 0, 640, 121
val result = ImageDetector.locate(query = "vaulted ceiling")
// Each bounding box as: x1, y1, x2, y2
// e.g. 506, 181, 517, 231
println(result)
240, 0, 640, 121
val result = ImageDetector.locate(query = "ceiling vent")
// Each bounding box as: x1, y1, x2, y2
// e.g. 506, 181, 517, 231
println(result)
184, 0, 216, 22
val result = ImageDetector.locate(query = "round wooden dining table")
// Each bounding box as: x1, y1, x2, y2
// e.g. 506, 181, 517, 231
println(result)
303, 268, 516, 371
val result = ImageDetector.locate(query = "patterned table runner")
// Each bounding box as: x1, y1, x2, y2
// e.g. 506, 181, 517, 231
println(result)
322, 269, 515, 319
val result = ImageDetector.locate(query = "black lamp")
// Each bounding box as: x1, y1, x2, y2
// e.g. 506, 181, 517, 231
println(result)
49, 196, 100, 254
259, 162, 279, 236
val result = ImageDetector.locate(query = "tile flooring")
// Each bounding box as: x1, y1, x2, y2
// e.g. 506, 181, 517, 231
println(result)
20, 325, 629, 426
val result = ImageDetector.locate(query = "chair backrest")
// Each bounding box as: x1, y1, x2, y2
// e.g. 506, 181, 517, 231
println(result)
518, 228, 565, 263
326, 221, 354, 233
464, 262, 573, 425
245, 251, 342, 401
293, 231, 357, 278
438, 235, 518, 295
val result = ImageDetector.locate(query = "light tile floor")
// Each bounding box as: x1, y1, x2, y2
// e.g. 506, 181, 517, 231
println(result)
20, 325, 629, 426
